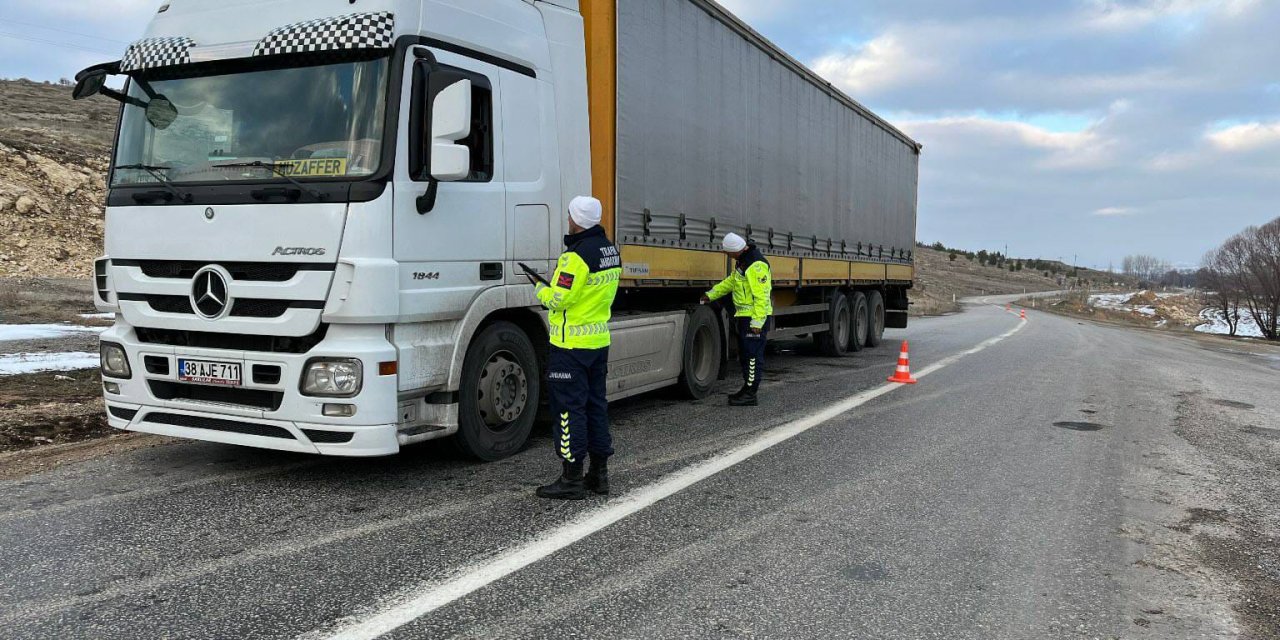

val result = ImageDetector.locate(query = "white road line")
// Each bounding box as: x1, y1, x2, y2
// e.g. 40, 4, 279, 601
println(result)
312, 318, 1029, 640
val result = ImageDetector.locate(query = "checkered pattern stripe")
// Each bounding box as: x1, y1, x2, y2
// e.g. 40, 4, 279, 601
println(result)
120, 37, 195, 72
253, 12, 395, 58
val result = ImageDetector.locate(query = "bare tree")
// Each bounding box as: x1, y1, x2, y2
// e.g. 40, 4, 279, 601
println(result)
1200, 251, 1242, 336
1122, 254, 1172, 284
1249, 219, 1280, 339
1207, 220, 1280, 341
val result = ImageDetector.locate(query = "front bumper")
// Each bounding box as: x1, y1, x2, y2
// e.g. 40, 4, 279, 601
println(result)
100, 321, 402, 457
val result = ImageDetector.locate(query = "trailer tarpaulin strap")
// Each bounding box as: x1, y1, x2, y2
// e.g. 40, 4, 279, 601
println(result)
253, 12, 396, 58
120, 37, 196, 72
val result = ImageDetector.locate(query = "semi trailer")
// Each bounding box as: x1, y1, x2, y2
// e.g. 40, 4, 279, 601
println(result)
75, 0, 920, 459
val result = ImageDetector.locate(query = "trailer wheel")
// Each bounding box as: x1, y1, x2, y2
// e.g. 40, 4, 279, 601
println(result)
678, 305, 722, 399
454, 322, 540, 462
814, 291, 852, 357
865, 290, 886, 348
848, 292, 869, 352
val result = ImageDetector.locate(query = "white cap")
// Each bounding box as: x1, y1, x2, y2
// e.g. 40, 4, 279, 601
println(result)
569, 196, 603, 229
722, 232, 747, 253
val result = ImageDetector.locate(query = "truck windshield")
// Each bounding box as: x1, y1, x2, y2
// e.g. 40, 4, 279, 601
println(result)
112, 58, 389, 187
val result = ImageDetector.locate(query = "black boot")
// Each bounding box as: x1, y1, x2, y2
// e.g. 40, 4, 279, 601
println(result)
728, 389, 758, 407
537, 461, 587, 500
728, 384, 750, 401
585, 456, 610, 495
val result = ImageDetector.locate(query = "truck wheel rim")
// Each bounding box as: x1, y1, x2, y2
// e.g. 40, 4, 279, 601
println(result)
477, 352, 528, 428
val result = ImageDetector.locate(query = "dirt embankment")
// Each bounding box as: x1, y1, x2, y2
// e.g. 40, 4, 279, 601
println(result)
1034, 291, 1207, 333
0, 79, 117, 279
911, 247, 1085, 315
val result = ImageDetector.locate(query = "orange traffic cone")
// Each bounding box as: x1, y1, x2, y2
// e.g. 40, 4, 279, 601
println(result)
887, 341, 918, 384
1020, 309, 1027, 320
1006, 303, 1011, 312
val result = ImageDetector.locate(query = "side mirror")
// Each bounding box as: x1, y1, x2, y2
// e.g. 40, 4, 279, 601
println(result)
73, 69, 108, 100
428, 75, 472, 182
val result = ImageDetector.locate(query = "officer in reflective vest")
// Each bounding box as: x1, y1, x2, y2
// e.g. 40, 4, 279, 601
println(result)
533, 196, 622, 500
701, 232, 773, 406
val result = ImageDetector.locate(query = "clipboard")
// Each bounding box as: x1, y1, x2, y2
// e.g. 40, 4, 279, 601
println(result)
518, 262, 549, 286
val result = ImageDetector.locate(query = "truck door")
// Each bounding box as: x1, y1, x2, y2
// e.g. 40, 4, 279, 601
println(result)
499, 69, 560, 288
393, 47, 506, 316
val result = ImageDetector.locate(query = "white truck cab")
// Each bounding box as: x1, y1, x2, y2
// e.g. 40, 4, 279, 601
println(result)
80, 0, 631, 458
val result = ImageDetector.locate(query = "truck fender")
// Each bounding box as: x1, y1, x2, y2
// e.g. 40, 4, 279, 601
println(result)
444, 286, 544, 391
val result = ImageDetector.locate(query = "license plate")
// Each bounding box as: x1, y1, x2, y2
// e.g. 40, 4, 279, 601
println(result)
177, 358, 242, 386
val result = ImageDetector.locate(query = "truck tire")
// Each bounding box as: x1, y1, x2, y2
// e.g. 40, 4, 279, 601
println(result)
678, 305, 723, 399
814, 292, 852, 357
454, 321, 540, 462
848, 291, 869, 352
865, 290, 886, 348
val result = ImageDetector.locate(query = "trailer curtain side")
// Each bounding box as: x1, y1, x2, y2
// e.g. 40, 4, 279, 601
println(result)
583, 0, 919, 264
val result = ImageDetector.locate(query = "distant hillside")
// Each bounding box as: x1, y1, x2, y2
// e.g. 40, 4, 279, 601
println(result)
909, 246, 1136, 315
0, 79, 117, 278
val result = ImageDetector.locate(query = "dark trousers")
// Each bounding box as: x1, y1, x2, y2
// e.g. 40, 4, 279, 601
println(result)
737, 317, 768, 392
547, 346, 612, 463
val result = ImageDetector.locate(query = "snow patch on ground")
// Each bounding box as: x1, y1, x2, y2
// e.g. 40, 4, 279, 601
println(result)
0, 324, 106, 342
0, 352, 100, 376
79, 312, 115, 320
1089, 293, 1158, 317
1195, 308, 1265, 338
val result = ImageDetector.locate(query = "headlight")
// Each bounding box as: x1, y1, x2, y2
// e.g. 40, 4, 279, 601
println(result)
100, 343, 132, 379
301, 359, 363, 397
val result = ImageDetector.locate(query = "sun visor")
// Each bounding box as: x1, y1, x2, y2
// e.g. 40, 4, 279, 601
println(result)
118, 11, 396, 73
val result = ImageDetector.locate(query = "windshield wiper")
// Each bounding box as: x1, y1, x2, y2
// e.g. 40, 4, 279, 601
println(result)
114, 164, 191, 203
212, 161, 325, 201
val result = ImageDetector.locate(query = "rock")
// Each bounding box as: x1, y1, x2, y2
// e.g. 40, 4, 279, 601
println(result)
16, 238, 29, 249
14, 195, 36, 214
53, 247, 69, 261
54, 375, 75, 382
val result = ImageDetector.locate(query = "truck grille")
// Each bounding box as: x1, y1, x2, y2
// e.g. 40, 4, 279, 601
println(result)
141, 412, 294, 440
135, 326, 328, 354
149, 380, 285, 411
118, 260, 333, 282
125, 294, 323, 319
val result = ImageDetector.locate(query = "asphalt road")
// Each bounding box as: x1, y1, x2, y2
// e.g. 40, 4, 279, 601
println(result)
3, 299, 1278, 639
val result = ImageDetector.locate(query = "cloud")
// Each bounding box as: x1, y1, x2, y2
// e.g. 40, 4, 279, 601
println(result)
1206, 121, 1280, 152
1094, 207, 1138, 216
810, 35, 937, 95
899, 116, 1114, 171
1083, 0, 1261, 30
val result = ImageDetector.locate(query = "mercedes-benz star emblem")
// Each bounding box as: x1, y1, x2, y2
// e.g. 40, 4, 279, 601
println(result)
190, 268, 231, 319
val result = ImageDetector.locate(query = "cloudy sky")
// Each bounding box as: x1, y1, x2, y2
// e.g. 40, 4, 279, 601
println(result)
3, 0, 1278, 268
